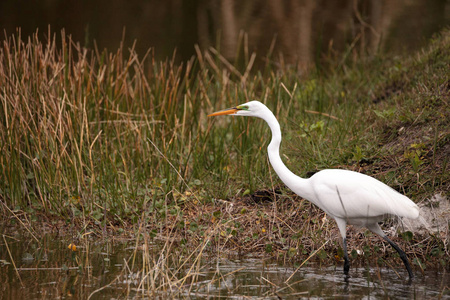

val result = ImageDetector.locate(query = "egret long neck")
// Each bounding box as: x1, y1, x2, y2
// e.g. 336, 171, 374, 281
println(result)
262, 112, 314, 200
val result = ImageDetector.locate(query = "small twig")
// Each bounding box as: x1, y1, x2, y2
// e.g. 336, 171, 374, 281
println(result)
241, 52, 256, 83
147, 138, 201, 205
375, 265, 391, 297
280, 82, 292, 98
285, 240, 328, 283
87, 276, 120, 300
1, 200, 40, 244
412, 250, 425, 275
276, 279, 307, 294
3, 235, 24, 287
353, 0, 380, 37
382, 258, 401, 278
261, 276, 279, 288
17, 267, 87, 271
209, 47, 242, 79
305, 110, 343, 122
275, 215, 299, 234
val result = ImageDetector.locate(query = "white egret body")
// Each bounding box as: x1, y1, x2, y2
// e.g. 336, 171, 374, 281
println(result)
208, 100, 419, 279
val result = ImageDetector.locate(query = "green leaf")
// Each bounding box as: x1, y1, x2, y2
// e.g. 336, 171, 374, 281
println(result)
401, 231, 413, 242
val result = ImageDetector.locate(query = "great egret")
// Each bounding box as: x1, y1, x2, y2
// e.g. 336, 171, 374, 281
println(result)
208, 100, 419, 279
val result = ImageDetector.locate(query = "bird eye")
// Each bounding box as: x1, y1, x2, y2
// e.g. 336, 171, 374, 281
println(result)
238, 105, 249, 110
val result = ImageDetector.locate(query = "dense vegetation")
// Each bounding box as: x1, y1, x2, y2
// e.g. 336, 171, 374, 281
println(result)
1, 29, 448, 274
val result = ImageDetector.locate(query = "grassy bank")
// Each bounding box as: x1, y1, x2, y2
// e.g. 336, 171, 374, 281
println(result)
1, 28, 449, 274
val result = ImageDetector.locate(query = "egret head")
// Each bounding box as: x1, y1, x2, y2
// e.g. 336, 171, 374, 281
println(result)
208, 101, 268, 118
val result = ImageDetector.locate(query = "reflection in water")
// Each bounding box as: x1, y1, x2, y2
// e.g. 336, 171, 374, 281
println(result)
0, 0, 448, 66
0, 234, 448, 299
196, 260, 447, 299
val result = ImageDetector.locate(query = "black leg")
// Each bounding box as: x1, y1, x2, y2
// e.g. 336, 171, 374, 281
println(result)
343, 238, 350, 275
383, 236, 414, 280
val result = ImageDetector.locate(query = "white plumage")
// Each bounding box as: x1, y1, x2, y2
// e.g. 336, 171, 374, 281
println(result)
209, 100, 419, 279
307, 169, 419, 221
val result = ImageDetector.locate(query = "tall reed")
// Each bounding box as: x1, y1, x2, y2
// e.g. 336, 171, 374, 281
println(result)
1, 28, 448, 225
0, 29, 288, 217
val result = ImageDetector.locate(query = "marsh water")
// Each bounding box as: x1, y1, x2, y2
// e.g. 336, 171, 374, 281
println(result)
1, 233, 448, 299
1, 0, 449, 65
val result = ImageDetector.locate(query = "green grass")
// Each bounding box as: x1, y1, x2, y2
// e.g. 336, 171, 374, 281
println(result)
0, 29, 449, 270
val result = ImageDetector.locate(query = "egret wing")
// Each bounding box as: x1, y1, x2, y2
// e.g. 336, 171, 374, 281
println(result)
308, 169, 419, 220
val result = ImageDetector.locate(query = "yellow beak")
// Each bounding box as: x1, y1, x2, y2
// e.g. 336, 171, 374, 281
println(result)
208, 107, 239, 117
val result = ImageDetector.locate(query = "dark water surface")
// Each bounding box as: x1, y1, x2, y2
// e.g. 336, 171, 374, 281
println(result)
0, 0, 449, 66
1, 233, 448, 299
